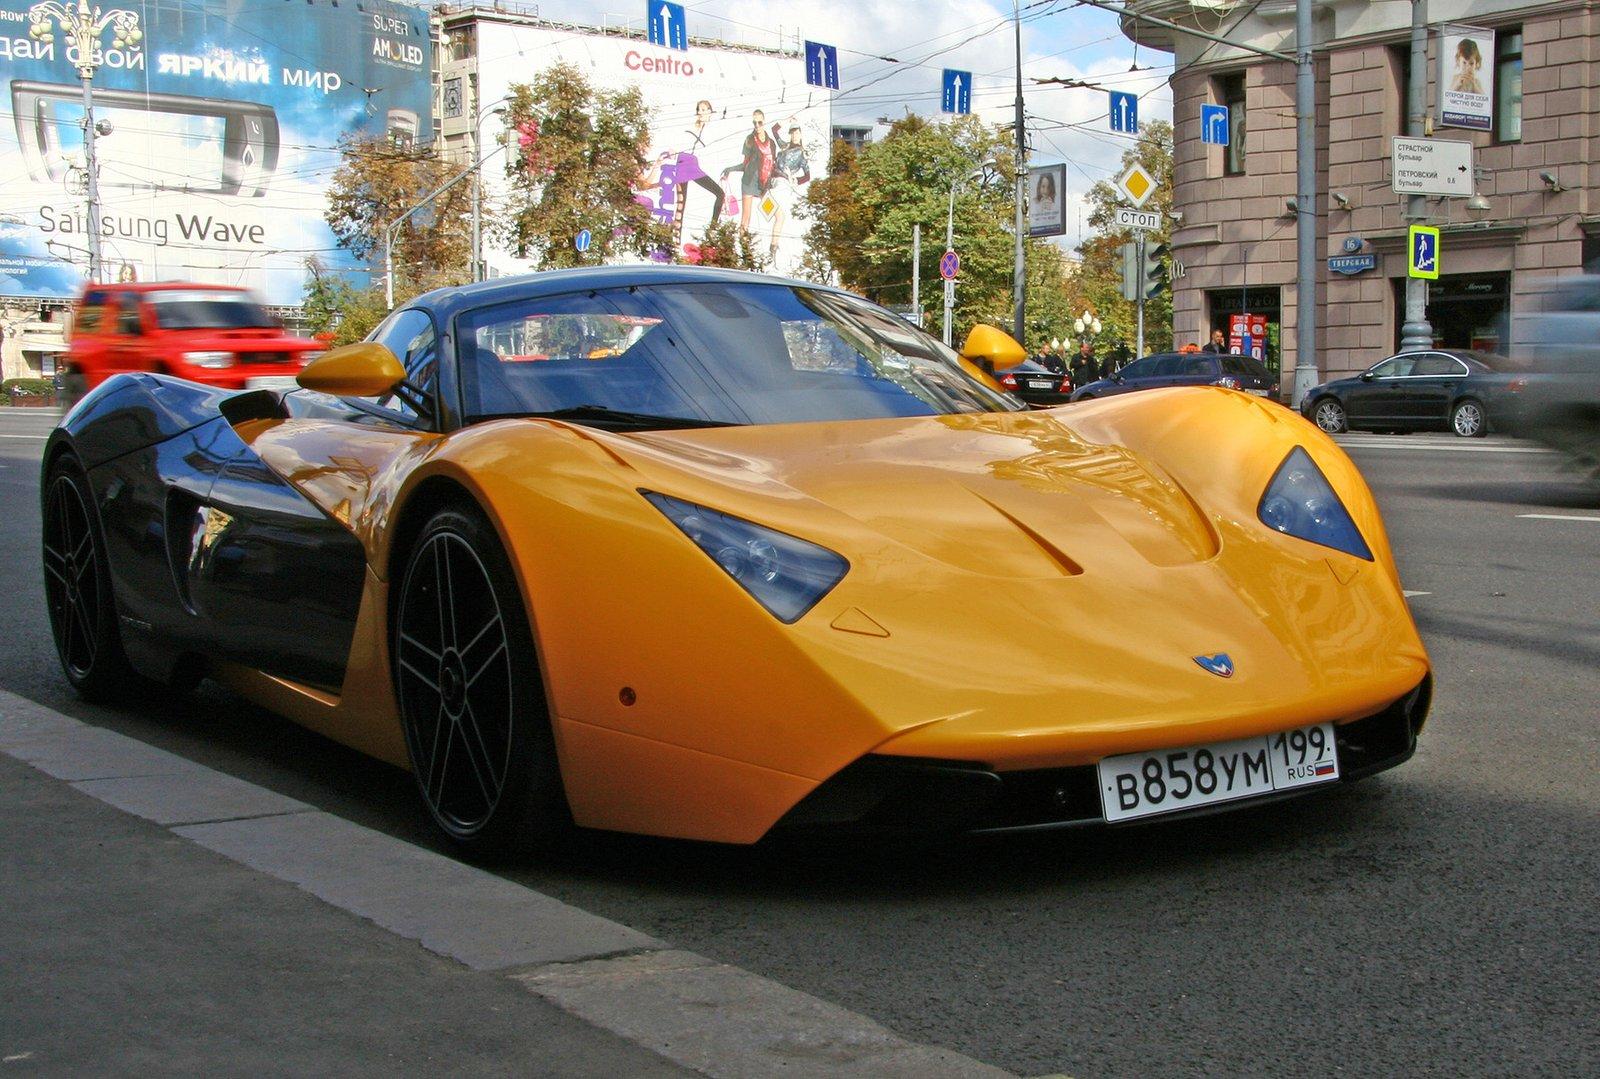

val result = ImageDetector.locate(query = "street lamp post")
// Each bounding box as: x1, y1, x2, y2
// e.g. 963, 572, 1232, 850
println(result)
944, 158, 1000, 347
28, 1, 142, 284
387, 143, 507, 309
1072, 308, 1101, 352
470, 95, 511, 284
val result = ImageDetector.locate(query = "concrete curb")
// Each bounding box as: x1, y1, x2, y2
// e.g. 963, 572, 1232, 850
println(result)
0, 688, 1012, 1076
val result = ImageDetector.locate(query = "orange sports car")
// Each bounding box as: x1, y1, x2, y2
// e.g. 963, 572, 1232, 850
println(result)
42, 267, 1430, 855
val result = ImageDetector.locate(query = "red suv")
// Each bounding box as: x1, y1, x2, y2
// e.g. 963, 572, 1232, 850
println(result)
65, 283, 323, 394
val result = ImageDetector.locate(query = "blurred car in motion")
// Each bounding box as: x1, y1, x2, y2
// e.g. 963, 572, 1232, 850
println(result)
1300, 350, 1526, 437
64, 283, 323, 395
998, 358, 1073, 406
1071, 351, 1276, 401
1501, 278, 1600, 476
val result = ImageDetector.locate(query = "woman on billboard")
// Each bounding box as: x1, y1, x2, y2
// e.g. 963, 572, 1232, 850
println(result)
766, 122, 811, 261
669, 99, 726, 243
721, 109, 777, 234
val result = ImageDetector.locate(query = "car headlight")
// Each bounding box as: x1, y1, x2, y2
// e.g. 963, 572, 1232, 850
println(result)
642, 492, 848, 623
1257, 447, 1372, 560
182, 351, 235, 369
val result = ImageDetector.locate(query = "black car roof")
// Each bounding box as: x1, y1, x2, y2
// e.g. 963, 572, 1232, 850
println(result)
407, 265, 859, 323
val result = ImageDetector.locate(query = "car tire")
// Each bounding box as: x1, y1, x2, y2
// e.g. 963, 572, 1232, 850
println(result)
393, 504, 568, 858
42, 454, 145, 703
1312, 397, 1347, 434
1451, 399, 1487, 438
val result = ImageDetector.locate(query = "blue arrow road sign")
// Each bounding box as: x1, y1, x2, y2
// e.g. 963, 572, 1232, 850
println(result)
805, 40, 839, 89
647, 1, 687, 50
1109, 91, 1137, 133
1201, 103, 1229, 146
1408, 224, 1439, 280
942, 69, 972, 115
575, 228, 592, 253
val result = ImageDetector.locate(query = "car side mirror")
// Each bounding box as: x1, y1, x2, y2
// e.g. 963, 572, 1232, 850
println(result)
1359, 371, 1375, 381
297, 342, 406, 397
960, 325, 1027, 373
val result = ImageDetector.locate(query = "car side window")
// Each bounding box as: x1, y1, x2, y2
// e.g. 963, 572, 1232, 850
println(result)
1369, 356, 1414, 378
116, 294, 142, 336
1221, 356, 1250, 377
1148, 355, 1182, 377
75, 290, 108, 335
1118, 358, 1151, 379
355, 308, 436, 424
1414, 355, 1467, 376
1180, 356, 1214, 376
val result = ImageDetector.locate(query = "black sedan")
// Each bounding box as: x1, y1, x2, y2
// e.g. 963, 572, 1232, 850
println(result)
998, 359, 1073, 406
1300, 350, 1525, 437
1070, 351, 1277, 401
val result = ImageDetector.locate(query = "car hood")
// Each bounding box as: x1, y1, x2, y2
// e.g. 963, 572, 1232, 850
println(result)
611, 409, 1220, 578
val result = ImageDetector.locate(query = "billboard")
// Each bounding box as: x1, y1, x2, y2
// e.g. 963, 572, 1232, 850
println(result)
471, 21, 831, 277
1026, 163, 1065, 238
1438, 24, 1495, 132
0, 0, 432, 305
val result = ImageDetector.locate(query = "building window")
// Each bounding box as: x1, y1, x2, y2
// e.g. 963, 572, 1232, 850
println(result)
1218, 73, 1246, 175
1494, 28, 1522, 142
443, 77, 463, 120
1392, 46, 1414, 134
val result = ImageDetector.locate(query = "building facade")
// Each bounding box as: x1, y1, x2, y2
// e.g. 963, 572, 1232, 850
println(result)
1128, 0, 1588, 388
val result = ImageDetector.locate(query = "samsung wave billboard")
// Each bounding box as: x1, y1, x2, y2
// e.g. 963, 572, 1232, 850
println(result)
0, 0, 431, 305
468, 21, 831, 277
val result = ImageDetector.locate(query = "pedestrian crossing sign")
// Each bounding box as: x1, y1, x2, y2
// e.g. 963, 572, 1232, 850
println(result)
1408, 224, 1440, 280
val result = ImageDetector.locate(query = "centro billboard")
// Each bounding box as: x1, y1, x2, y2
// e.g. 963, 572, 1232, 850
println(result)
0, 0, 432, 305
469, 20, 831, 276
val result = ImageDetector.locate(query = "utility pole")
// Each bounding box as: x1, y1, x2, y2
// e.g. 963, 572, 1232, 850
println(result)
1135, 232, 1146, 357
1398, 0, 1434, 352
911, 223, 921, 327
1012, 0, 1027, 345
1290, 0, 1319, 405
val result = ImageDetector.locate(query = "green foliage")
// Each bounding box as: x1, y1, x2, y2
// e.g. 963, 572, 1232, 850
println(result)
300, 259, 392, 346
691, 221, 770, 272
500, 64, 671, 268
2, 377, 55, 404
1075, 120, 1175, 355
324, 134, 472, 299
802, 116, 1019, 340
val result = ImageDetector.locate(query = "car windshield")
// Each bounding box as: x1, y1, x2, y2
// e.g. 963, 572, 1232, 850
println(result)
146, 289, 277, 330
456, 282, 1022, 426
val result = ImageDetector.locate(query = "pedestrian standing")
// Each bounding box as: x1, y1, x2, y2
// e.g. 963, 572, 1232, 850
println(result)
1202, 329, 1227, 354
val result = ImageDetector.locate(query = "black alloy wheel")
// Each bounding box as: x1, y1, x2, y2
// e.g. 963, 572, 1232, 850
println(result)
42, 456, 139, 701
393, 506, 566, 855
1313, 397, 1347, 434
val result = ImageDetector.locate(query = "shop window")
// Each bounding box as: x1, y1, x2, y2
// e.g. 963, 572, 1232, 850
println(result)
1392, 47, 1415, 135
1217, 73, 1246, 175
1494, 29, 1522, 143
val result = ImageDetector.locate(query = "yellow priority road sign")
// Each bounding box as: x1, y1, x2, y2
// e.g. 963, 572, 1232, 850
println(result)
1408, 224, 1440, 280
1117, 163, 1157, 208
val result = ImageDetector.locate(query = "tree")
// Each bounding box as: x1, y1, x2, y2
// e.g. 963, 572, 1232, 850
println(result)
499, 63, 670, 268
323, 134, 472, 299
300, 258, 390, 346
1075, 120, 1175, 356
801, 116, 1079, 350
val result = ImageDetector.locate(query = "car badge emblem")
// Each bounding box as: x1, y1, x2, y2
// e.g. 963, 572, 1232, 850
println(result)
1193, 652, 1235, 678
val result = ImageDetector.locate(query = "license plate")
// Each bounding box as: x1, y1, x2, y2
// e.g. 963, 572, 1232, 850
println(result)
245, 375, 299, 391
1098, 722, 1339, 823
1027, 380, 1055, 390
1247, 388, 1272, 397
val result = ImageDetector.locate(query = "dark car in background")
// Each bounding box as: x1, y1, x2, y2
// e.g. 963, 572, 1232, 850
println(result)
1499, 278, 1600, 476
998, 359, 1073, 406
1070, 351, 1276, 402
1300, 350, 1525, 437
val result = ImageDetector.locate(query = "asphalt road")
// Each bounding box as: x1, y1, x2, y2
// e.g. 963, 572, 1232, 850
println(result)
2, 405, 1596, 1078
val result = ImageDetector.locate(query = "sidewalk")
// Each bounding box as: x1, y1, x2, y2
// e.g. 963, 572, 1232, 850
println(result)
0, 691, 1009, 1077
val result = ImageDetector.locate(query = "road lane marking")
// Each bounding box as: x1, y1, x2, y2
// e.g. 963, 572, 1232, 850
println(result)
1335, 441, 1548, 454
1403, 590, 1431, 597
1517, 513, 1600, 523
0, 434, 47, 439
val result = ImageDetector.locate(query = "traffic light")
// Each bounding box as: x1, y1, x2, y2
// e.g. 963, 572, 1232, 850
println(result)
1144, 242, 1170, 299
1121, 242, 1139, 302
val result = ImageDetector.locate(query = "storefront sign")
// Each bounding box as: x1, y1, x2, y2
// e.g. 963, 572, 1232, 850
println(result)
1329, 254, 1377, 276
1439, 25, 1495, 132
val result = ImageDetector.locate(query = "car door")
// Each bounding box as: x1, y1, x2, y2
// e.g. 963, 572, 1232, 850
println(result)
108, 291, 147, 379
1174, 354, 1219, 387
1400, 353, 1466, 428
1345, 355, 1413, 426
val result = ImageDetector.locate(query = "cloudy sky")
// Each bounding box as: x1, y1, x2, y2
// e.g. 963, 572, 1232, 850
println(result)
525, 0, 1175, 253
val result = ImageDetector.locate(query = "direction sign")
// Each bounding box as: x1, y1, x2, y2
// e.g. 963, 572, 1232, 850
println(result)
1408, 225, 1440, 280
939, 249, 960, 281
1116, 162, 1156, 208
1392, 137, 1473, 196
1201, 103, 1229, 146
1109, 91, 1137, 133
647, 1, 687, 51
804, 40, 839, 89
941, 69, 972, 115
575, 228, 592, 253
1115, 207, 1160, 231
